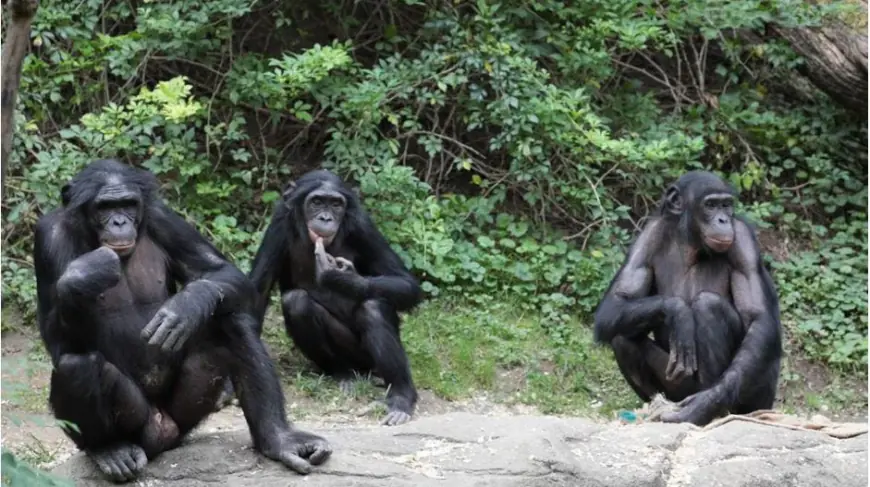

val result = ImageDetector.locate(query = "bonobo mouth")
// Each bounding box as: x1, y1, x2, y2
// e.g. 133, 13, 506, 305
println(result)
103, 241, 136, 254
308, 228, 335, 246
705, 237, 734, 253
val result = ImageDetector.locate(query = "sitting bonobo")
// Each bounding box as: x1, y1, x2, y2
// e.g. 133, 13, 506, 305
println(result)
593, 171, 782, 426
249, 169, 423, 426
34, 160, 332, 483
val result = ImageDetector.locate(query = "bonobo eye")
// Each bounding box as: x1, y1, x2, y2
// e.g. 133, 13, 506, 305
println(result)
331, 200, 343, 209
311, 196, 323, 206
704, 199, 716, 210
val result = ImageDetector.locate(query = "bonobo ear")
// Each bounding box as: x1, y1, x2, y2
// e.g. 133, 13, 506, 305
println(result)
281, 181, 297, 210
61, 183, 72, 207
664, 185, 683, 216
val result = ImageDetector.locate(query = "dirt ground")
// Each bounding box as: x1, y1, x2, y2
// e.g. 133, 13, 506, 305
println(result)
0, 329, 542, 472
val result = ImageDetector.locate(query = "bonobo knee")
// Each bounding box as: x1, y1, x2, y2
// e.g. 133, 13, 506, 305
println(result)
56, 353, 101, 379
282, 290, 310, 318
692, 291, 725, 312
358, 299, 385, 323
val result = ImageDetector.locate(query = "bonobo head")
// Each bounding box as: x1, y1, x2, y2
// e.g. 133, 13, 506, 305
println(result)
282, 170, 358, 247
662, 171, 736, 253
62, 159, 156, 258
302, 184, 346, 246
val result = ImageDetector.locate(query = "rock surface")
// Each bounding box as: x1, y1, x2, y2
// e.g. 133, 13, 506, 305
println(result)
54, 412, 868, 487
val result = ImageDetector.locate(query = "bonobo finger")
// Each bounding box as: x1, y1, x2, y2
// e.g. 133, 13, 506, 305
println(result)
141, 310, 166, 339
278, 451, 313, 475
110, 451, 135, 481
131, 445, 148, 470
119, 450, 140, 477
381, 410, 411, 426
147, 319, 174, 348
92, 456, 116, 480
307, 442, 332, 466
161, 329, 183, 353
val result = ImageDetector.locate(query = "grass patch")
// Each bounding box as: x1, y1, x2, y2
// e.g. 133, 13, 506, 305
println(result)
262, 298, 640, 418
402, 299, 639, 416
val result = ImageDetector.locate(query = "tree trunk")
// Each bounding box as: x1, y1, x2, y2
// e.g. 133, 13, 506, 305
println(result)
1, 0, 39, 199
768, 7, 868, 116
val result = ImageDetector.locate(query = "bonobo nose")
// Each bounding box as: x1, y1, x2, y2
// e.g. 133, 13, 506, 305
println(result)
111, 217, 126, 227
318, 215, 333, 222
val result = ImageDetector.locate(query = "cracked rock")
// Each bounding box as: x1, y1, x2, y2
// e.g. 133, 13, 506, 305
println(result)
53, 412, 868, 487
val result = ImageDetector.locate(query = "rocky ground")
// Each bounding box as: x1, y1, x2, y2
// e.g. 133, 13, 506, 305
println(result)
3, 326, 868, 487
54, 411, 869, 487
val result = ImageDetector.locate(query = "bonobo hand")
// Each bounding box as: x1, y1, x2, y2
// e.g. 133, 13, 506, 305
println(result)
58, 246, 122, 297
660, 387, 724, 426
89, 443, 148, 483
141, 297, 195, 354
314, 237, 357, 286
261, 428, 333, 474
663, 297, 697, 382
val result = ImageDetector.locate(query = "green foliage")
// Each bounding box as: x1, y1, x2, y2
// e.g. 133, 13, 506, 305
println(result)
1, 450, 73, 487
774, 217, 869, 367
2, 0, 866, 379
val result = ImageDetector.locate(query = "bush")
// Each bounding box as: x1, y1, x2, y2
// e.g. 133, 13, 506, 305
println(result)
2, 0, 866, 370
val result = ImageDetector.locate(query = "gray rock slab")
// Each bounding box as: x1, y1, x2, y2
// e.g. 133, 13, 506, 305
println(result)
53, 412, 868, 487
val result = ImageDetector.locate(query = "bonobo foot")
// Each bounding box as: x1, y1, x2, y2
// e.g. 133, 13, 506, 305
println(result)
260, 428, 332, 474
382, 396, 414, 426
213, 379, 236, 412
88, 443, 148, 483
660, 387, 724, 426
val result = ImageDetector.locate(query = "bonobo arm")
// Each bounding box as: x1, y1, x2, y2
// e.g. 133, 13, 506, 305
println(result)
248, 206, 289, 323
141, 202, 256, 352
320, 221, 421, 312
55, 248, 122, 305
715, 220, 782, 406
593, 220, 669, 344
33, 211, 105, 363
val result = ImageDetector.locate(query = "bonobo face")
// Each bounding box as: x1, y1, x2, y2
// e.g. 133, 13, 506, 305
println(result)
91, 184, 141, 257
303, 184, 346, 246
697, 193, 734, 253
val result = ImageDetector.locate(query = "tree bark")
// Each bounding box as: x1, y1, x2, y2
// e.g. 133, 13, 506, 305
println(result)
768, 9, 868, 116
1, 0, 39, 198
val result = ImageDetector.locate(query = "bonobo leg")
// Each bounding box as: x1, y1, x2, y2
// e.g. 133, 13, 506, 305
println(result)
164, 349, 228, 442
49, 353, 156, 483
355, 299, 418, 426
611, 335, 697, 403
282, 290, 366, 376
215, 311, 332, 474
660, 292, 749, 425
691, 292, 743, 389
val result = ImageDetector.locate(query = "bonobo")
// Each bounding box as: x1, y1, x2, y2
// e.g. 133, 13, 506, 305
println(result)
33, 160, 332, 483
593, 171, 782, 426
249, 169, 422, 426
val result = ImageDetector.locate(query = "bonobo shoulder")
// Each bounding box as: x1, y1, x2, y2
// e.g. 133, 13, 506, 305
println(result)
34, 210, 67, 250
730, 218, 762, 270
628, 218, 666, 260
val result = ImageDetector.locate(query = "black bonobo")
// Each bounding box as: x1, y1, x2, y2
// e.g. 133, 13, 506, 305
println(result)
593, 171, 782, 426
34, 160, 332, 483
249, 169, 422, 426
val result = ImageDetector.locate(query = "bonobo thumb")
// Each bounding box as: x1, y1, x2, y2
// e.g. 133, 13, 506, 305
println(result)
278, 452, 312, 475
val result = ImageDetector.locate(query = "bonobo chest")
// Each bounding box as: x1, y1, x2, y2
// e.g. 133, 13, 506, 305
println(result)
652, 245, 732, 300
97, 239, 171, 312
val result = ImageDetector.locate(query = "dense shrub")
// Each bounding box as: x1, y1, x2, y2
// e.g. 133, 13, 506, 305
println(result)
2, 0, 866, 369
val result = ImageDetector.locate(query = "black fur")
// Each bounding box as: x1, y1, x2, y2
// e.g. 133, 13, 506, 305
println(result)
593, 170, 782, 426
34, 159, 331, 483
249, 169, 422, 426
